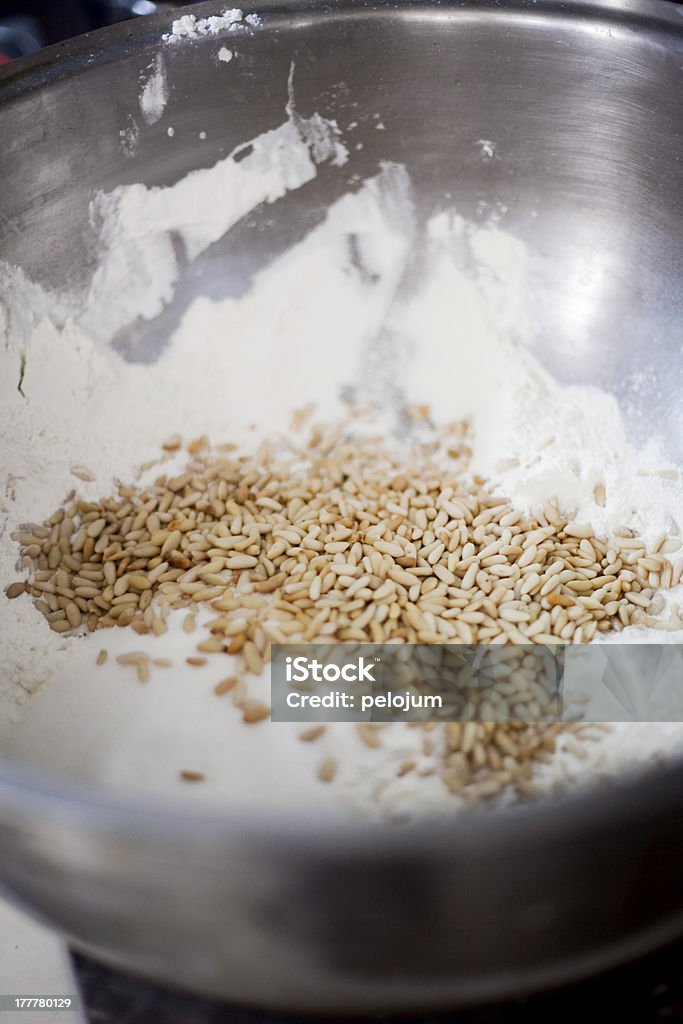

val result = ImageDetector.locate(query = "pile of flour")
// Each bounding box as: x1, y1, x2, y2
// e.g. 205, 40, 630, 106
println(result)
1, 87, 682, 819
162, 8, 260, 44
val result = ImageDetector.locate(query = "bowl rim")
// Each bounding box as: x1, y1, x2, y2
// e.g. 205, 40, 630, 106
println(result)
2, 0, 683, 98
1, 0, 683, 848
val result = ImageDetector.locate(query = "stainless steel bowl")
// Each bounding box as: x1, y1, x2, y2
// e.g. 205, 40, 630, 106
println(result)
1, 0, 683, 1010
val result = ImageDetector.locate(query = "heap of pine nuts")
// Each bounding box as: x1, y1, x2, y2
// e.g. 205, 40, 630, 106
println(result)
7, 415, 682, 803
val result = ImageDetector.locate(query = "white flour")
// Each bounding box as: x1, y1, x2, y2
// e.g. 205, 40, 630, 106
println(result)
394, 210, 683, 548
163, 9, 248, 43
138, 54, 168, 125
1, 91, 682, 819
119, 115, 139, 158
82, 77, 346, 343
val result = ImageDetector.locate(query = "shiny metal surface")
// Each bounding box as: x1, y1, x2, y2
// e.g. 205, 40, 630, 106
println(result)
1, 0, 683, 1009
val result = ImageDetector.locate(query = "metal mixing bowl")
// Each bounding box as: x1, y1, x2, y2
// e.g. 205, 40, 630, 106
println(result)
1, 0, 682, 1010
